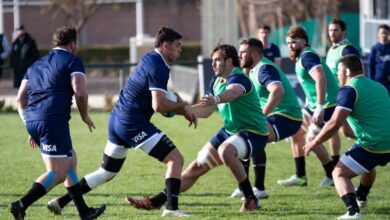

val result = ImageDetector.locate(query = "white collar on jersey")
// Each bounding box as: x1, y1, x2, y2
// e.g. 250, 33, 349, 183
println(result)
53, 47, 70, 52
333, 38, 348, 47
154, 48, 170, 69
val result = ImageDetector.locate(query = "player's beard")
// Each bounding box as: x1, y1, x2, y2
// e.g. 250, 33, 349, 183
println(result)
289, 48, 302, 61
240, 57, 253, 69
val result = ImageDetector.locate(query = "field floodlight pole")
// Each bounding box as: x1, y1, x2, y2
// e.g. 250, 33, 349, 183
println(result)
13, 0, 19, 40
136, 0, 144, 43
13, 0, 19, 30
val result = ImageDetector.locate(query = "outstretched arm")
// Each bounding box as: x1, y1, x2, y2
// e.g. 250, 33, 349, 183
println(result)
72, 74, 95, 132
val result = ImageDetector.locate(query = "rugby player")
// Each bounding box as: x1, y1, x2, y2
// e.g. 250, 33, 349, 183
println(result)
326, 18, 360, 166
304, 54, 390, 220
46, 27, 197, 218
284, 26, 338, 187
127, 43, 269, 212
230, 38, 305, 199
9, 26, 105, 220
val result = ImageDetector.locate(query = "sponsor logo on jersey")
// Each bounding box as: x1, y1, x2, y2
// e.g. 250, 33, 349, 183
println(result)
131, 131, 148, 143
380, 55, 390, 62
42, 144, 57, 152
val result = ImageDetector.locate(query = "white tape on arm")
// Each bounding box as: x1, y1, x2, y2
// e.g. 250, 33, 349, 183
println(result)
18, 108, 26, 125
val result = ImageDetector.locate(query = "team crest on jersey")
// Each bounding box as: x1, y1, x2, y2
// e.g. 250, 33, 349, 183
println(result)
42, 144, 57, 152
132, 131, 148, 143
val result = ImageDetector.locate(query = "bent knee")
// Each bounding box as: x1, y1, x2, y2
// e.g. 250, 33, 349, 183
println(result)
332, 167, 343, 179
165, 150, 184, 167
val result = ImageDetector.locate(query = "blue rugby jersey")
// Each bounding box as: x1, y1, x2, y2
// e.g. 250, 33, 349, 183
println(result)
368, 43, 390, 94
263, 43, 281, 62
111, 49, 170, 127
24, 48, 85, 122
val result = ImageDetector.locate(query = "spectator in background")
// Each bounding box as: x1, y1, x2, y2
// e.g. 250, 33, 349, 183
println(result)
368, 24, 390, 96
0, 33, 11, 81
10, 24, 39, 88
257, 25, 281, 66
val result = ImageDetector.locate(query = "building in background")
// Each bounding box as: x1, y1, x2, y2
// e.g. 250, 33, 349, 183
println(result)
360, 0, 390, 54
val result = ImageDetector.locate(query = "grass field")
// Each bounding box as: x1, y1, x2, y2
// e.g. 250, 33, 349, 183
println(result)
1, 112, 390, 219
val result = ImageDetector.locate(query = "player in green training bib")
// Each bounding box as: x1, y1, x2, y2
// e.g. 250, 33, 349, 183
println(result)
127, 44, 269, 213
229, 38, 307, 200
326, 18, 360, 167
286, 26, 338, 187
304, 54, 390, 220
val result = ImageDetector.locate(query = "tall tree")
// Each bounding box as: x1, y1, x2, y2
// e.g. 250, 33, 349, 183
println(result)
46, 0, 100, 44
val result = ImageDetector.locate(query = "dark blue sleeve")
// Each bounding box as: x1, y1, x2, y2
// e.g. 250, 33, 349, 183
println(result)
258, 64, 281, 87
272, 44, 281, 58
336, 86, 357, 110
69, 57, 85, 74
367, 45, 377, 80
148, 60, 169, 91
208, 76, 217, 96
227, 74, 252, 94
342, 45, 360, 57
24, 70, 30, 80
301, 52, 322, 72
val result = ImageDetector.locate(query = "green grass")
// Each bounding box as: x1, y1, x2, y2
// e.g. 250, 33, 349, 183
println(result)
1, 112, 390, 219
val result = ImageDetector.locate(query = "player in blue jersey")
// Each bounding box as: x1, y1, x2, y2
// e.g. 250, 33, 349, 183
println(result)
304, 54, 390, 219
127, 44, 268, 212
9, 26, 105, 220
257, 25, 281, 66
46, 27, 197, 218
368, 24, 390, 95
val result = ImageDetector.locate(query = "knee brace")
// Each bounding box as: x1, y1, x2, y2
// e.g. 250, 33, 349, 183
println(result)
197, 144, 219, 169
225, 135, 248, 160
84, 167, 117, 189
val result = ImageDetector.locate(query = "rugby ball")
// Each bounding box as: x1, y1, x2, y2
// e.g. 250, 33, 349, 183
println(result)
161, 90, 177, 118
308, 124, 321, 136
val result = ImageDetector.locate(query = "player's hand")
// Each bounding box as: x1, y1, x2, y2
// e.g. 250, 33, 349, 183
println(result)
312, 109, 324, 127
200, 94, 218, 106
184, 107, 198, 129
28, 135, 38, 148
82, 115, 96, 132
303, 141, 317, 156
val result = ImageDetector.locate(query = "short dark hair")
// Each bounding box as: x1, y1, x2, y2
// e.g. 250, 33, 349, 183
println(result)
378, 24, 390, 32
338, 54, 363, 75
329, 18, 347, 31
259, 25, 271, 32
52, 26, 77, 47
240, 38, 264, 54
211, 44, 240, 67
154, 27, 183, 48
286, 26, 309, 46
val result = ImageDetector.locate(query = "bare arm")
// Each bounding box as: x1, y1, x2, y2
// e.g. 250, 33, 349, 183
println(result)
152, 90, 197, 128
151, 90, 186, 114
71, 74, 95, 132
309, 66, 326, 126
263, 82, 284, 116
309, 66, 326, 106
304, 108, 350, 155
200, 83, 245, 106
16, 79, 38, 148
16, 79, 28, 112
187, 103, 215, 118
